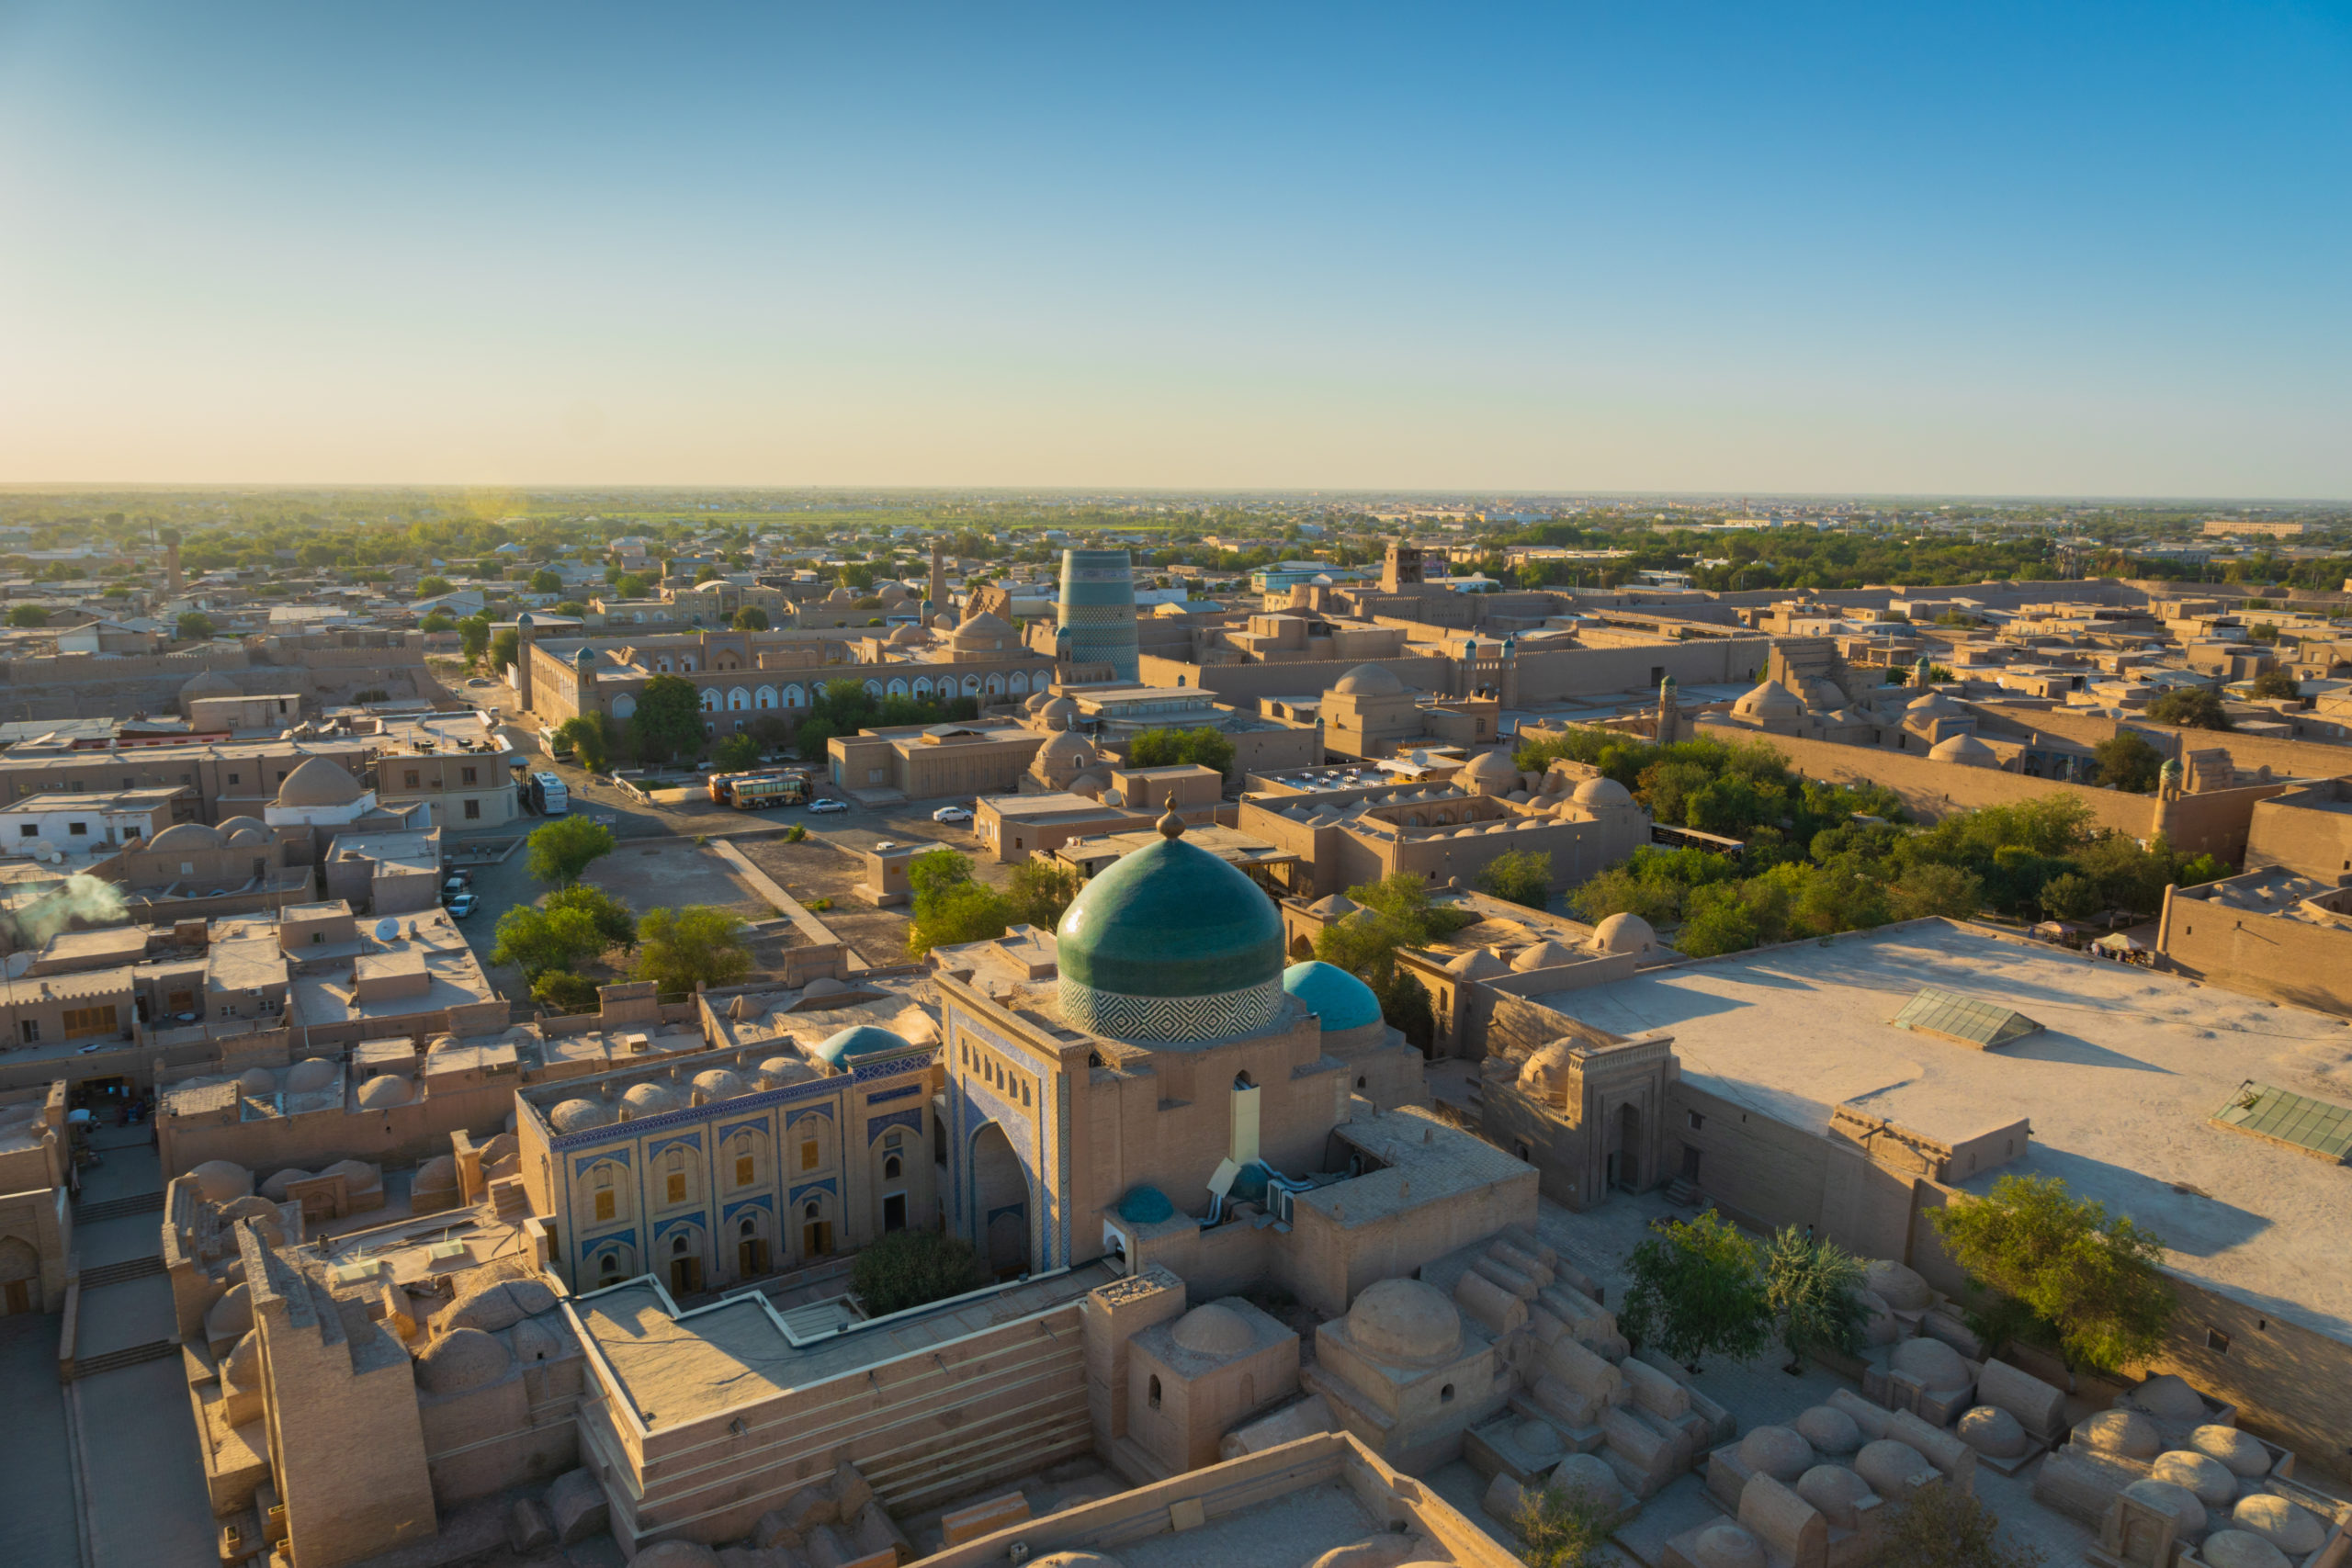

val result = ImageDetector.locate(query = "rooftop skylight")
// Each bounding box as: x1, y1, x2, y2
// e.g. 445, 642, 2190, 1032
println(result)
2212, 1081, 2352, 1164
1887, 986, 2044, 1050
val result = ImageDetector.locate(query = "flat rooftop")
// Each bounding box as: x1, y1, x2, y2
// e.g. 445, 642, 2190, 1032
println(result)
1544, 920, 2352, 1340
571, 1262, 1115, 1428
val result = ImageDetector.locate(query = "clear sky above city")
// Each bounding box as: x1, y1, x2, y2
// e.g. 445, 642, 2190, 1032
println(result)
2, 3, 2346, 496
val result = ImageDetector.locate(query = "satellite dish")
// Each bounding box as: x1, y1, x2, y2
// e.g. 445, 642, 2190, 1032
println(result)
373, 917, 400, 942
5, 953, 28, 978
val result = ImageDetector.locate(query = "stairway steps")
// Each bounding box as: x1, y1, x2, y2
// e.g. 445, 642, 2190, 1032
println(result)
79, 1254, 164, 1289
71, 1339, 177, 1379
74, 1190, 164, 1224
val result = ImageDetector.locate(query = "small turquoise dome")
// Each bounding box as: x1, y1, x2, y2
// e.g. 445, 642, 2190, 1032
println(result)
1117, 1185, 1174, 1224
1282, 961, 1383, 1032
813, 1025, 911, 1067
1056, 813, 1284, 1043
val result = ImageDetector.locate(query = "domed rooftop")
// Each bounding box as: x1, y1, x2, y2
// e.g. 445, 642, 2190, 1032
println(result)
1796, 1466, 1871, 1529
1117, 1185, 1174, 1224
1733, 679, 1804, 716
1460, 751, 1521, 792
1519, 1041, 1575, 1096
1928, 734, 1997, 767
190, 1160, 253, 1204
217, 815, 268, 838
1170, 1303, 1256, 1359
1344, 1278, 1461, 1366
180, 669, 240, 697
757, 1056, 819, 1089
1511, 940, 1577, 972
1332, 663, 1405, 696
954, 610, 1016, 643
226, 827, 267, 847
1281, 961, 1383, 1032
1039, 694, 1082, 727
1444, 946, 1509, 980
151, 821, 225, 852
1055, 812, 1284, 1043
240, 1066, 277, 1100
876, 581, 910, 603
1037, 729, 1097, 769
415, 1326, 513, 1395
887, 622, 926, 646
413, 1155, 458, 1193
1591, 912, 1657, 955
285, 1057, 337, 1092
1306, 893, 1358, 918
690, 1068, 748, 1102
356, 1074, 413, 1109
827, 585, 855, 604
1692, 1524, 1766, 1568
813, 1024, 912, 1067
548, 1099, 613, 1134
1570, 776, 1634, 807
277, 756, 366, 808
1906, 691, 1965, 716
621, 1081, 679, 1115
1023, 690, 1051, 712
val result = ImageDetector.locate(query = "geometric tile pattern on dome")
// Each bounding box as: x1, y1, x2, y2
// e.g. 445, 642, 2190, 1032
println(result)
1058, 976, 1283, 1044
2212, 1079, 2352, 1163
1886, 985, 2043, 1049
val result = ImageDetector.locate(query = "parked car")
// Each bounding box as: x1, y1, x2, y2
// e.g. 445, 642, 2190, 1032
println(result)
447, 894, 479, 919
440, 874, 470, 901
466, 677, 494, 687
807, 798, 850, 814
932, 805, 974, 824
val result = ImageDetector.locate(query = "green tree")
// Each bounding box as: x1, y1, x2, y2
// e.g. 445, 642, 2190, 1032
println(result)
2146, 687, 2232, 730
458, 614, 492, 664
1007, 858, 1082, 930
491, 902, 612, 979
1313, 874, 1475, 1046
712, 732, 762, 771
1763, 1226, 1869, 1373
614, 572, 650, 599
850, 1228, 993, 1316
1125, 726, 1238, 782
905, 849, 1012, 955
552, 600, 588, 617
414, 576, 453, 598
731, 605, 771, 631
2092, 731, 2164, 793
554, 715, 614, 773
1929, 1174, 2175, 1373
1619, 1210, 1771, 1371
2038, 872, 2099, 921
1510, 1481, 1616, 1568
420, 612, 457, 634
1887, 863, 1984, 921
1874, 1482, 2046, 1568
530, 971, 602, 1011
2249, 668, 2299, 700
7, 605, 50, 628
1476, 849, 1554, 910
634, 906, 752, 995
175, 610, 215, 640
630, 673, 707, 763
529, 569, 562, 595
792, 716, 834, 761
489, 626, 521, 674
526, 815, 617, 886
545, 884, 637, 951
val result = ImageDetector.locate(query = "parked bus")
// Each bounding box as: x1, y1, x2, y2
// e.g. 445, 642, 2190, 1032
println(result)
730, 773, 809, 810
527, 772, 570, 817
537, 724, 573, 762
707, 770, 756, 804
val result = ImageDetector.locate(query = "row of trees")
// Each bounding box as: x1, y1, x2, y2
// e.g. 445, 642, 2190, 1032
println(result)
1524, 727, 2227, 954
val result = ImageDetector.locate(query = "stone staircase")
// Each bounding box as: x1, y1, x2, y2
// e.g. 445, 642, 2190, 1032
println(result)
79, 1254, 164, 1289
70, 1338, 176, 1379
488, 1176, 529, 1220
1663, 1176, 1702, 1208
74, 1190, 164, 1224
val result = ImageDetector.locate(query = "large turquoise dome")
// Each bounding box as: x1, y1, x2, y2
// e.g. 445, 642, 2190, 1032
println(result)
1282, 961, 1383, 1032
1056, 812, 1283, 1043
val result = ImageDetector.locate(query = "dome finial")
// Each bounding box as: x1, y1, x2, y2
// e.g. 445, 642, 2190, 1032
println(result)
1157, 806, 1184, 840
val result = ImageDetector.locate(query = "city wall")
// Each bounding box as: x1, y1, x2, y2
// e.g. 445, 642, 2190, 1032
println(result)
1971, 701, 2352, 784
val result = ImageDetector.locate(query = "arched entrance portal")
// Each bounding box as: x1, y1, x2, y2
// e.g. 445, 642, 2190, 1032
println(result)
0, 1235, 36, 1315
970, 1122, 1030, 1278
668, 1231, 702, 1297
737, 1213, 770, 1279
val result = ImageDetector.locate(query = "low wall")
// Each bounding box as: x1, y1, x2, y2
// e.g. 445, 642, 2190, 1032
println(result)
1973, 701, 2352, 784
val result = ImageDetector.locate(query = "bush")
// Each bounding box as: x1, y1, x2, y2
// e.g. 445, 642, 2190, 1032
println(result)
1874, 1483, 2046, 1568
1476, 849, 1554, 910
1511, 1481, 1617, 1568
2146, 687, 2231, 730
783, 823, 808, 842
530, 971, 601, 1011
851, 1228, 992, 1317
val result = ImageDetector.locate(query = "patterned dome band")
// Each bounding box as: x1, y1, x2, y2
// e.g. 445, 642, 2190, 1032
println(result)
1058, 976, 1283, 1044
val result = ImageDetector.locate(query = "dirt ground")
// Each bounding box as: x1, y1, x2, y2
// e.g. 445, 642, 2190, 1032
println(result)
582, 840, 774, 919
738, 838, 918, 968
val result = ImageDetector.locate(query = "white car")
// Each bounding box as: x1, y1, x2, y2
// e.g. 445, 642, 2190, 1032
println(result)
807, 798, 850, 815
932, 806, 974, 825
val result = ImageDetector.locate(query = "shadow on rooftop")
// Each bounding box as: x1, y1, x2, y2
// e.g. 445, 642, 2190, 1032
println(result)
1999, 1030, 2174, 1076
1962, 1145, 2270, 1262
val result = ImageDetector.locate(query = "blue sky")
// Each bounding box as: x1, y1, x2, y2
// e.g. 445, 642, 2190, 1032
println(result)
2, 3, 2346, 494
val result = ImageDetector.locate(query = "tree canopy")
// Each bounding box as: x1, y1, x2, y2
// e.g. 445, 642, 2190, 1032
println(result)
2146, 687, 2232, 730
634, 906, 752, 995
1475, 849, 1553, 910
630, 673, 707, 763
1125, 726, 1238, 781
1931, 1173, 2175, 1373
851, 1228, 993, 1317
526, 815, 616, 886
1619, 1210, 1771, 1371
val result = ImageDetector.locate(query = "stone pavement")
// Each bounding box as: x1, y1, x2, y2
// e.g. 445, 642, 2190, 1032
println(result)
0, 1309, 82, 1568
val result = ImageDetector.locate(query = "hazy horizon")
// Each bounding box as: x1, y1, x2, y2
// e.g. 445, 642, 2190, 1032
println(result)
4, 3, 2346, 496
